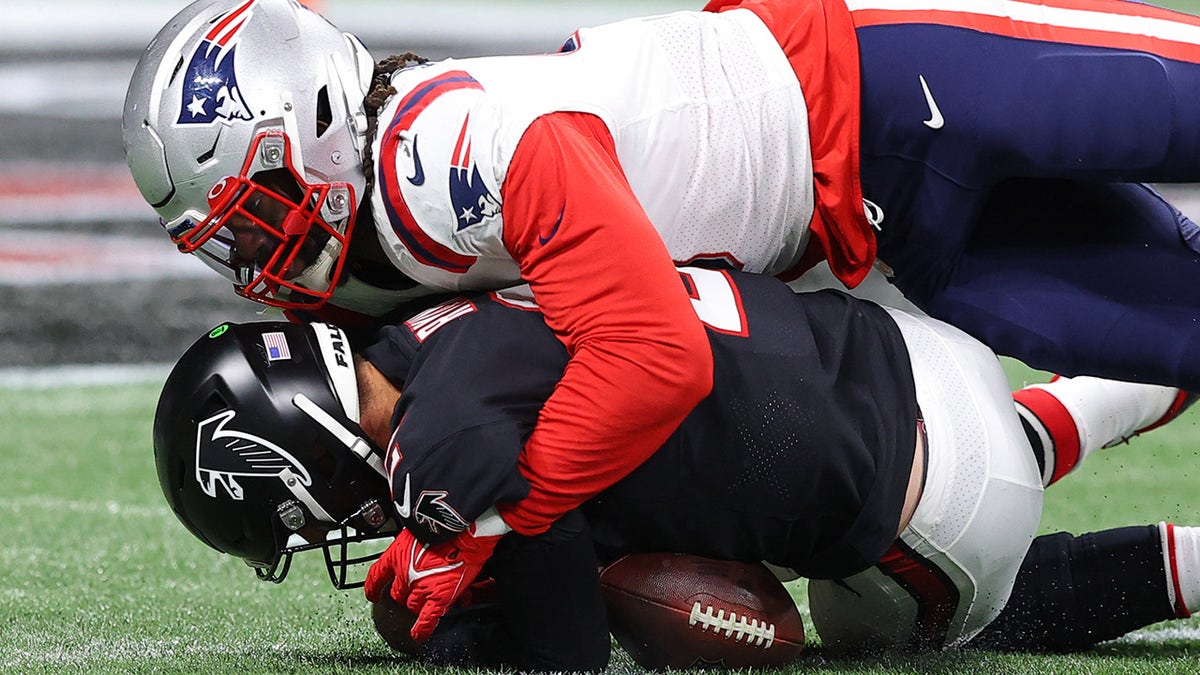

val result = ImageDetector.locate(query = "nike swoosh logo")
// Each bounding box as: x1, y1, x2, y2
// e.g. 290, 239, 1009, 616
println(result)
407, 540, 463, 581
406, 134, 425, 186
919, 75, 943, 130
395, 473, 412, 519
862, 198, 885, 230
538, 205, 565, 245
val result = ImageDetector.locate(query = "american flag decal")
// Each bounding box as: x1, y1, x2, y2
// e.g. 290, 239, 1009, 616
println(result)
262, 331, 291, 361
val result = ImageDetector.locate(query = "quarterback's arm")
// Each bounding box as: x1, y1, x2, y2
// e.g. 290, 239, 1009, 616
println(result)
498, 111, 714, 535
418, 512, 610, 671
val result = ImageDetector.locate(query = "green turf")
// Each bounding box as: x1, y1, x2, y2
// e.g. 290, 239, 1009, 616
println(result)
1, 362, 1198, 673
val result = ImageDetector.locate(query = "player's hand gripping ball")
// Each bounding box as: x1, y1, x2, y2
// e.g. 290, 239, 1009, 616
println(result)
600, 553, 806, 669
370, 580, 424, 656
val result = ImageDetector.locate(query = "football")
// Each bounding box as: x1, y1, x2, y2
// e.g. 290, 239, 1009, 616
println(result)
600, 553, 805, 669
370, 581, 424, 656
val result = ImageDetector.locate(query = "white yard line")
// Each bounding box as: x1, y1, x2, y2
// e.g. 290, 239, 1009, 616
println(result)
0, 494, 170, 519
0, 363, 171, 390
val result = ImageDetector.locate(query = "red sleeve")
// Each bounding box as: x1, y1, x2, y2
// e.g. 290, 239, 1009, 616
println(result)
496, 111, 714, 535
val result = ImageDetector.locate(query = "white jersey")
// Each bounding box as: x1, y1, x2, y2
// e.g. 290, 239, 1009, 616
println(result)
368, 8, 814, 291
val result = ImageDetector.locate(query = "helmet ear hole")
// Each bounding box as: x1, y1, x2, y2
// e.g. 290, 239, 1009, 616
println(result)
305, 440, 340, 482
196, 132, 221, 166
167, 55, 185, 85
315, 85, 332, 138
199, 391, 230, 419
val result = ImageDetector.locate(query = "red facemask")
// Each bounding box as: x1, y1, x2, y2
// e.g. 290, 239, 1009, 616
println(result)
170, 131, 357, 309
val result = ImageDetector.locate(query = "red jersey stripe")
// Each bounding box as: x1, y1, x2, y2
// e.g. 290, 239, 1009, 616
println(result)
849, 0, 1200, 64
877, 539, 961, 650
377, 71, 485, 273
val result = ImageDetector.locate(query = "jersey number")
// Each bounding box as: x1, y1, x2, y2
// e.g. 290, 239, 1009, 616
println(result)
489, 266, 749, 336
678, 267, 749, 337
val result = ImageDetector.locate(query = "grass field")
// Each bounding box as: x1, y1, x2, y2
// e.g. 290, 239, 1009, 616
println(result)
1, 361, 1198, 673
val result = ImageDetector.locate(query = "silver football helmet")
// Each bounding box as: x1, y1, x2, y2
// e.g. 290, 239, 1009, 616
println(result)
123, 0, 374, 308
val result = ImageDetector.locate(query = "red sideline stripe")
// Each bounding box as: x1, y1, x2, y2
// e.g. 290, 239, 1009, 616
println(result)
1166, 523, 1192, 619
0, 231, 210, 285
0, 164, 142, 198
1012, 387, 1080, 486
877, 539, 960, 650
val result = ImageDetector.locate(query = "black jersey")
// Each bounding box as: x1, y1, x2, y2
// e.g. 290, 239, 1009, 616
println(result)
362, 268, 918, 579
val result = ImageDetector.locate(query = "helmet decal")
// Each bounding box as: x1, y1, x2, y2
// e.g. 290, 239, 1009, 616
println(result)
261, 331, 292, 362
176, 0, 257, 126
194, 408, 313, 500
311, 323, 359, 421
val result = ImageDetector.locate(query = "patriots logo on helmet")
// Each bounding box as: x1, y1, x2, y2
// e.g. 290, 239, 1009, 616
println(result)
194, 409, 312, 500
449, 114, 501, 231
177, 0, 256, 126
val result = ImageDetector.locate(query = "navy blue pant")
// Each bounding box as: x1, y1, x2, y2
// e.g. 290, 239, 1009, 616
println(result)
854, 4, 1200, 388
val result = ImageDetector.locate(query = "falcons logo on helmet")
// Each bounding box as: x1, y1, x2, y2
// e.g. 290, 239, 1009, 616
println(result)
194, 409, 312, 500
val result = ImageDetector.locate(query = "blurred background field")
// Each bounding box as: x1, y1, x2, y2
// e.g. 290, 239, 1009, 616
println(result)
3, 0, 1200, 368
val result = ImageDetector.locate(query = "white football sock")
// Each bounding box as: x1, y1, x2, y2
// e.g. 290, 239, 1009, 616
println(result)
1160, 522, 1200, 618
1014, 377, 1179, 486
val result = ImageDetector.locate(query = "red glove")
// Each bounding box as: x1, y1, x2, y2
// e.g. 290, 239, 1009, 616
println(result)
365, 508, 510, 642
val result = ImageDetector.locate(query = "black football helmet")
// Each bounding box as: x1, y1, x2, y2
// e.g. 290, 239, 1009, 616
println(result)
153, 320, 396, 589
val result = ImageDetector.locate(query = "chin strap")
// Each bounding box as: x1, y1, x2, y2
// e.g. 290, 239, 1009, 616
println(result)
324, 271, 443, 316
278, 467, 335, 521
285, 233, 342, 299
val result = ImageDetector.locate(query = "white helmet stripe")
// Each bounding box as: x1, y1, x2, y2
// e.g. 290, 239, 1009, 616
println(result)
310, 322, 359, 422
292, 393, 387, 479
